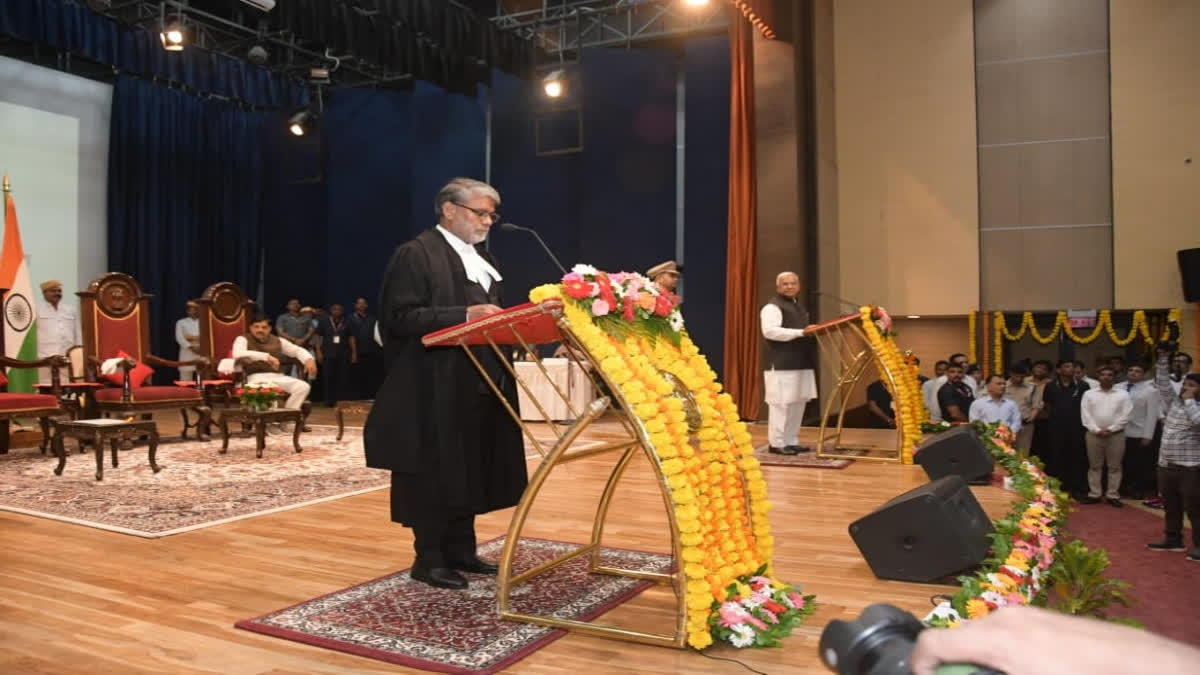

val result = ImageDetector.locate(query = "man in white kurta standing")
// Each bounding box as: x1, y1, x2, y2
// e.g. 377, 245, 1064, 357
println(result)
175, 300, 201, 382
35, 280, 81, 384
760, 271, 817, 455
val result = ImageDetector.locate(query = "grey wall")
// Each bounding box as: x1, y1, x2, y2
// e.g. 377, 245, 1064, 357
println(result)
975, 0, 1113, 310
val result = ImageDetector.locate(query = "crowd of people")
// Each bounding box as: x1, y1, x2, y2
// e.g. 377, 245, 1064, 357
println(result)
866, 347, 1200, 561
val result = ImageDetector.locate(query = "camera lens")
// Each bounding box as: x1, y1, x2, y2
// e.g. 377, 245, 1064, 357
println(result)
819, 604, 925, 675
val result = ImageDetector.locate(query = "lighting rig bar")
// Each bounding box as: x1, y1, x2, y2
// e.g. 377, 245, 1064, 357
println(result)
99, 1, 412, 90
491, 0, 728, 55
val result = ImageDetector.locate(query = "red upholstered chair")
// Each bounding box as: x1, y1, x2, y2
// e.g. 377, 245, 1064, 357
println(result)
194, 281, 255, 422
77, 273, 211, 439
0, 286, 70, 454
195, 281, 312, 431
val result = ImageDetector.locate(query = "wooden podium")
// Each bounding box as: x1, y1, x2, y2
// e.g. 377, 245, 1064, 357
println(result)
422, 299, 688, 648
804, 311, 908, 462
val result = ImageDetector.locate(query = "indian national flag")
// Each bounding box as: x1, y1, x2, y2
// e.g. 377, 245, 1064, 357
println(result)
1, 174, 38, 393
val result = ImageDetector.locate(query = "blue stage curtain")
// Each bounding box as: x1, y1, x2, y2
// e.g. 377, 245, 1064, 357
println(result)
0, 0, 306, 108
108, 76, 267, 368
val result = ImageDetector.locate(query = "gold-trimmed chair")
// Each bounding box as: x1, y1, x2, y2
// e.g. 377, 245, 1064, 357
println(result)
77, 273, 211, 439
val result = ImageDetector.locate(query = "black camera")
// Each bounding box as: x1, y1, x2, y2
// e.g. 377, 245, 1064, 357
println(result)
819, 604, 1003, 675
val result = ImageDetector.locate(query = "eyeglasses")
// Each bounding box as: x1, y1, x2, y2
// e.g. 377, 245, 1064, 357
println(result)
453, 202, 500, 223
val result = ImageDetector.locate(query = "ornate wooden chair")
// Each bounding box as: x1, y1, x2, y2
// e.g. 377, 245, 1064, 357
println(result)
0, 286, 70, 454
194, 281, 254, 428
77, 273, 211, 439
195, 281, 312, 431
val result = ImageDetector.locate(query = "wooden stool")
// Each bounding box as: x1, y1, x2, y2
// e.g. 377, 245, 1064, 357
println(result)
52, 418, 160, 481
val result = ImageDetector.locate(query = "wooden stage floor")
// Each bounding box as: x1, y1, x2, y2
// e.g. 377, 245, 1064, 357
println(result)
0, 410, 1012, 674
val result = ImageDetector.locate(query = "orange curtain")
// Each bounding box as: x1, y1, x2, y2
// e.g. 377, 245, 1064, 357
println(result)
722, 17, 761, 421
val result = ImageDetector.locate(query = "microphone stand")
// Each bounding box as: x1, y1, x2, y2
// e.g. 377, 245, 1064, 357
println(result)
500, 223, 567, 275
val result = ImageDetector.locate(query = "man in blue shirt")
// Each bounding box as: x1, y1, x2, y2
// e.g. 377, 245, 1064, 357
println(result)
969, 374, 1022, 433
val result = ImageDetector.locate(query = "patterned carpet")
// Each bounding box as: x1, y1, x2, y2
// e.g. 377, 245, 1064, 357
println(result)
753, 444, 854, 469
236, 536, 673, 674
0, 427, 389, 537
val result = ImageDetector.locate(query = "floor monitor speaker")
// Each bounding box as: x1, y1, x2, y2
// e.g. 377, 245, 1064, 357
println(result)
848, 475, 993, 582
915, 425, 995, 483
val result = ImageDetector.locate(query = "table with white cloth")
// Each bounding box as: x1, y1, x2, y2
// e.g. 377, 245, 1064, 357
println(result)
514, 358, 595, 421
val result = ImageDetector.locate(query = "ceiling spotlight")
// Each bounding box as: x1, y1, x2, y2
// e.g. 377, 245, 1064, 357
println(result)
542, 69, 565, 98
683, 0, 710, 6
247, 44, 269, 65
160, 22, 184, 51
287, 109, 316, 137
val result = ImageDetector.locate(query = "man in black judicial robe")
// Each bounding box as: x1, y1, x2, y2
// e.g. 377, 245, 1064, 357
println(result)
363, 178, 527, 590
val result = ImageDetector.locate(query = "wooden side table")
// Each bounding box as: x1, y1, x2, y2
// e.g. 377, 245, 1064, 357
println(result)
52, 418, 160, 481
334, 400, 373, 440
217, 407, 304, 458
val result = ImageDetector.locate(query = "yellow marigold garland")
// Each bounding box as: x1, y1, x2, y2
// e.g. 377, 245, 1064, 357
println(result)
529, 283, 779, 650
859, 307, 921, 463
993, 309, 1180, 348
967, 311, 977, 363
994, 316, 1004, 376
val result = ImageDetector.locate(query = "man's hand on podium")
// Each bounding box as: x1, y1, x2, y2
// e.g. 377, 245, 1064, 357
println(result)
467, 304, 503, 321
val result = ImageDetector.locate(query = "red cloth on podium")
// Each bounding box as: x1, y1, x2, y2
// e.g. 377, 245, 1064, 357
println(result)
421, 299, 564, 347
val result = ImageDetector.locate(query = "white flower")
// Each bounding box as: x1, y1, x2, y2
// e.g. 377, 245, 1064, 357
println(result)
980, 590, 1007, 607
741, 593, 767, 610
923, 602, 961, 624
668, 311, 684, 332
571, 264, 598, 276
729, 624, 755, 648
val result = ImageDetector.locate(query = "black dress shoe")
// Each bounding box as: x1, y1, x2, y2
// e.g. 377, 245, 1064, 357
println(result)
784, 445, 810, 454
768, 446, 799, 455
1077, 495, 1101, 504
410, 566, 468, 589
1107, 498, 1124, 508
449, 557, 500, 575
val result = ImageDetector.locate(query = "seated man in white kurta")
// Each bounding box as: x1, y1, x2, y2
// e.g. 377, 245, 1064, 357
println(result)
759, 271, 817, 455
232, 314, 317, 410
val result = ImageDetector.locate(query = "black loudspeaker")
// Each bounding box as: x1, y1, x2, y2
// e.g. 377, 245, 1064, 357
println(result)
849, 475, 994, 582
915, 425, 995, 484
1179, 248, 1200, 303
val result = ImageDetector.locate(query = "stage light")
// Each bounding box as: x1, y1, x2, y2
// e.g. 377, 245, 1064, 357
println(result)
288, 109, 315, 136
683, 0, 710, 6
160, 22, 184, 51
542, 70, 565, 98
906, 315, 921, 319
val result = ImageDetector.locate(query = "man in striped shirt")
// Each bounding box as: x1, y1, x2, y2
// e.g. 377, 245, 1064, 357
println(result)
1147, 349, 1200, 560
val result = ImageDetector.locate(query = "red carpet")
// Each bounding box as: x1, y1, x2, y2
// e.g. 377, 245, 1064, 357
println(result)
236, 537, 672, 673
1066, 503, 1200, 645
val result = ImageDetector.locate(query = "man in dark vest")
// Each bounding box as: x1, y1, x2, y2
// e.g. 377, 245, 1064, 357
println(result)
364, 177, 527, 590
760, 271, 817, 455
232, 314, 317, 410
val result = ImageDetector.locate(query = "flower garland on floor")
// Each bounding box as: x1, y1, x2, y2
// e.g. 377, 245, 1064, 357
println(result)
860, 306, 922, 463
922, 422, 1067, 626
531, 266, 814, 650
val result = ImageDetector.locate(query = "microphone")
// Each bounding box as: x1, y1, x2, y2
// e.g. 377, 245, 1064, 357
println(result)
809, 290, 865, 311
498, 223, 567, 275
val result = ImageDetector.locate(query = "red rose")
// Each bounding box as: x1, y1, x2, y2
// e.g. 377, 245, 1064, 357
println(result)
654, 294, 672, 317
235, 388, 244, 396
622, 294, 635, 321
763, 600, 786, 614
